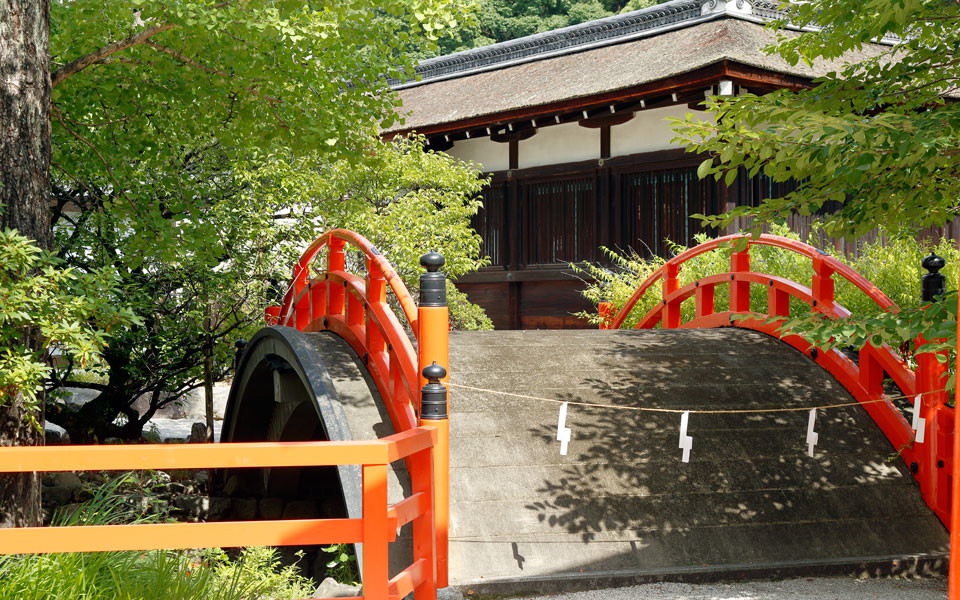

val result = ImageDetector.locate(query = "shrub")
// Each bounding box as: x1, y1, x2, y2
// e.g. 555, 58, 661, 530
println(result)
575, 224, 957, 328
0, 477, 315, 600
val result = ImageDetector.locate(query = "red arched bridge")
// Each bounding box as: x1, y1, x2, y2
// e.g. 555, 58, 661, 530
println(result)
0, 230, 954, 600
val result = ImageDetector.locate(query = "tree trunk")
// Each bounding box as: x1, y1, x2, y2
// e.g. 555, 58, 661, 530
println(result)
1, 0, 52, 250
0, 395, 41, 528
0, 0, 52, 528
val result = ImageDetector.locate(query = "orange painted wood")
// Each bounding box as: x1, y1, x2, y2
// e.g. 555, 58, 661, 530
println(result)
949, 284, 960, 599
417, 303, 451, 588
409, 447, 437, 599
811, 256, 835, 313
767, 285, 789, 317
598, 301, 616, 329
729, 249, 750, 312
388, 557, 426, 600
420, 419, 448, 589
387, 492, 428, 532
858, 345, 885, 398
0, 519, 362, 555
662, 263, 681, 329
0, 440, 392, 472
363, 464, 390, 600
608, 234, 942, 525
695, 283, 715, 318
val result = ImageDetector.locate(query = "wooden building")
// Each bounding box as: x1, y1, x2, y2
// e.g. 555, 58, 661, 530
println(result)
386, 0, 890, 329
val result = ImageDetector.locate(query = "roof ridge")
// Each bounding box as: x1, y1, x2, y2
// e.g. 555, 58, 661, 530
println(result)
392, 0, 785, 89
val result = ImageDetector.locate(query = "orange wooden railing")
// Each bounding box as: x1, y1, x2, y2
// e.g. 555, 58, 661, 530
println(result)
0, 229, 451, 600
600, 233, 953, 529
266, 229, 451, 588
0, 427, 438, 600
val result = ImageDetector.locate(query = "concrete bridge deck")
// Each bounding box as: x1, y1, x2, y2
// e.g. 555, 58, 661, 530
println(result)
446, 329, 948, 593
222, 327, 948, 594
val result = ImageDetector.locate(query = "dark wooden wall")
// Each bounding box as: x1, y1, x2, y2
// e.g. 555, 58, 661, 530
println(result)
459, 149, 723, 329
458, 148, 957, 330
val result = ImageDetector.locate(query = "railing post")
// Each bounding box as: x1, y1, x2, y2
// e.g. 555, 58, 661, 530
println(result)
916, 253, 950, 524
417, 252, 450, 590
663, 262, 681, 328
419, 364, 447, 596
366, 259, 387, 355
598, 301, 615, 330
362, 463, 389, 600
328, 236, 346, 317
410, 441, 438, 600
696, 283, 716, 319
730, 245, 750, 313
812, 253, 835, 314
951, 252, 960, 599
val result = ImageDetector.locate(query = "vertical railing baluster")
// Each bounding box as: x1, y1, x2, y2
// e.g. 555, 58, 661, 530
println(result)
328, 236, 346, 317
767, 284, 789, 318
811, 253, 835, 313
695, 283, 715, 318
858, 344, 884, 398
366, 260, 386, 354
730, 244, 750, 313
663, 262, 681, 328
362, 463, 389, 600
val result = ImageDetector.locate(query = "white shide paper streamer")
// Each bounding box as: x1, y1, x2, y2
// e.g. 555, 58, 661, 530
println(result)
679, 410, 693, 463
556, 402, 572, 455
806, 408, 819, 457
912, 395, 925, 444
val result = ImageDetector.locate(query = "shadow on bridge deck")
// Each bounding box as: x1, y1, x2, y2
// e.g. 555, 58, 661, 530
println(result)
446, 328, 948, 594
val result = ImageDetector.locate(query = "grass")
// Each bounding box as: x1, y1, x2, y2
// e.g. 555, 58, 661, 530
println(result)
0, 476, 315, 600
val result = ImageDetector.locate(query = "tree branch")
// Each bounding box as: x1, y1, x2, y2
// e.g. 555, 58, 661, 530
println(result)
144, 41, 290, 127
52, 23, 176, 87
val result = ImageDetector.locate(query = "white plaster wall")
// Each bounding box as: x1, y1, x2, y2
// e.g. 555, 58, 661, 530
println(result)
448, 137, 508, 172
446, 104, 716, 172
519, 121, 599, 169
611, 104, 715, 157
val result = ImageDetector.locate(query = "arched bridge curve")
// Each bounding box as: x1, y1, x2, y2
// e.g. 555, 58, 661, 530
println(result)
224, 231, 950, 594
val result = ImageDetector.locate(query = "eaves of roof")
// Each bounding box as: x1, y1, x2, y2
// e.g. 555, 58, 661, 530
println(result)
389, 17, 888, 136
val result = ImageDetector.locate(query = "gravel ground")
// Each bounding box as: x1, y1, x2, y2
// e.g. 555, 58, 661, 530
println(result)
505, 576, 948, 600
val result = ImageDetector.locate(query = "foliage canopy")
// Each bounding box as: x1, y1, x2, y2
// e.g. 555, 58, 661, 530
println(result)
0, 229, 135, 427
672, 0, 960, 240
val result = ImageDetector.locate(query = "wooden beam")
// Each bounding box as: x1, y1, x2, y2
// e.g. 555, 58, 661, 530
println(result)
578, 112, 634, 129
426, 137, 454, 152
487, 148, 703, 183
600, 125, 611, 159
509, 140, 518, 170
491, 127, 536, 143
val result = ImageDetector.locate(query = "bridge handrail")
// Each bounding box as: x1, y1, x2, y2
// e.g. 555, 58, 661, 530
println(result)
0, 427, 438, 599
608, 233, 898, 330
268, 228, 423, 436
266, 227, 452, 589
282, 228, 419, 331
602, 232, 955, 532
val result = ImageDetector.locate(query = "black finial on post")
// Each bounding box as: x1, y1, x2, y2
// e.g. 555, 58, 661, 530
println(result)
921, 252, 946, 303
419, 252, 447, 307
420, 362, 448, 420
233, 338, 248, 372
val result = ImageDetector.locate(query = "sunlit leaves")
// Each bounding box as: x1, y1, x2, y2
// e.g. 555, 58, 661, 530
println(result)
0, 229, 137, 425
670, 0, 960, 241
